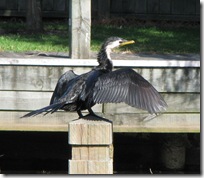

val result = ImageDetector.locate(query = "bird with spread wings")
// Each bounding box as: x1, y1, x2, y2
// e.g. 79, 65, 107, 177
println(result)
22, 37, 167, 119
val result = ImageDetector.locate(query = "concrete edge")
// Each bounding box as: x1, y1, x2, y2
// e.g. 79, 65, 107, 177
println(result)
0, 58, 200, 67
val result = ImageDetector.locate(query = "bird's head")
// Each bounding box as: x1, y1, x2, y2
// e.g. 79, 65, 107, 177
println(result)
97, 37, 135, 70
102, 37, 135, 51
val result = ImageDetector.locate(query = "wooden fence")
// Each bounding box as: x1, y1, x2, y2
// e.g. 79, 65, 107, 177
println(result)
0, 0, 200, 21
0, 57, 200, 133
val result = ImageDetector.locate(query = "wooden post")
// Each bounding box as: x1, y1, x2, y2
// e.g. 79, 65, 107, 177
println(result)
161, 134, 187, 171
68, 116, 113, 174
69, 0, 91, 59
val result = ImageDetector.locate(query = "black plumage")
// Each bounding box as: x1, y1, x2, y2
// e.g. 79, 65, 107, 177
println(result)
22, 37, 167, 118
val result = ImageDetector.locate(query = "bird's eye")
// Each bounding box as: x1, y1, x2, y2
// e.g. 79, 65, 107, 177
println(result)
119, 41, 123, 44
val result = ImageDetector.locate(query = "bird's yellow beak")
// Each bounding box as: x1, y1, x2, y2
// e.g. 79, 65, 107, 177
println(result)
120, 40, 135, 47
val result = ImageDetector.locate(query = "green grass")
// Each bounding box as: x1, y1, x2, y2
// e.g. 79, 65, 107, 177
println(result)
0, 34, 69, 52
91, 25, 200, 54
0, 20, 200, 54
0, 20, 69, 52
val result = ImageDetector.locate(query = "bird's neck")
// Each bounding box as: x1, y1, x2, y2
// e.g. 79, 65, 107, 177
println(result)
96, 48, 113, 71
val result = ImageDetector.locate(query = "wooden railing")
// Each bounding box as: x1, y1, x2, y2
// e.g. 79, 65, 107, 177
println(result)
0, 57, 200, 133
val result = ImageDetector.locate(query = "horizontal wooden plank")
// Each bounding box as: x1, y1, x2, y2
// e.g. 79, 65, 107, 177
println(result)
0, 91, 102, 112
0, 66, 200, 92
0, 112, 200, 133
103, 93, 200, 113
0, 111, 76, 132
0, 91, 53, 111
0, 58, 200, 67
0, 65, 90, 91
109, 113, 200, 133
0, 91, 200, 113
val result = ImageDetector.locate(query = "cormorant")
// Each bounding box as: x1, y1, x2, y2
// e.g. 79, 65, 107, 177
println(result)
22, 37, 167, 118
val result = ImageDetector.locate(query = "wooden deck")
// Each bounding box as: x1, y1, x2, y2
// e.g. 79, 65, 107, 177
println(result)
0, 58, 200, 133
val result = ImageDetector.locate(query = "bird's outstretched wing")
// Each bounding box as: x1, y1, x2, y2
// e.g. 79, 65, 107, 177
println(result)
50, 70, 78, 104
21, 71, 80, 118
93, 68, 167, 114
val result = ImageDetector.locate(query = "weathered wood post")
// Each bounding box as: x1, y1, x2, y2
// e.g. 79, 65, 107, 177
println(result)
69, 0, 91, 59
161, 134, 187, 171
68, 116, 113, 174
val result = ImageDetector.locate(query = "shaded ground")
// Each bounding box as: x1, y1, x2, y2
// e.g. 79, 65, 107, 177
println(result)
0, 51, 200, 61
0, 132, 200, 174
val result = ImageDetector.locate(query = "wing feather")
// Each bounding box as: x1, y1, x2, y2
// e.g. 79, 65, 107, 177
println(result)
93, 68, 167, 114
50, 70, 78, 104
108, 88, 115, 101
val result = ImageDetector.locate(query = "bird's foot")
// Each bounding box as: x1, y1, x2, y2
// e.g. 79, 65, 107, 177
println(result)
141, 113, 158, 122
81, 113, 112, 123
76, 110, 112, 122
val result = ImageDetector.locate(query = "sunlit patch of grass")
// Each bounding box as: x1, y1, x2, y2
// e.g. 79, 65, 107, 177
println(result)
0, 33, 69, 52
0, 20, 200, 54
92, 25, 200, 54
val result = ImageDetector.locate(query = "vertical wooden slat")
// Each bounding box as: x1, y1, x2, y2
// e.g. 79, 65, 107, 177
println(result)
18, 0, 26, 11
123, 0, 135, 13
98, 0, 110, 18
160, 0, 171, 14
135, 0, 147, 14
184, 0, 196, 15
91, 0, 98, 17
42, 0, 53, 11
7, 0, 18, 10
147, 0, 160, 14
0, 0, 6, 10
54, 0, 65, 11
110, 0, 123, 13
26, 0, 43, 32
195, 0, 200, 15
172, 0, 185, 15
69, 0, 91, 59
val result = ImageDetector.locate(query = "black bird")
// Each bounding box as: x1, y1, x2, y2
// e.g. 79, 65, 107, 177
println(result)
22, 37, 167, 118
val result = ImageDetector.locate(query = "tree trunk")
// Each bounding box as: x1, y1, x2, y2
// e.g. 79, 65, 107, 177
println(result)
26, 0, 43, 32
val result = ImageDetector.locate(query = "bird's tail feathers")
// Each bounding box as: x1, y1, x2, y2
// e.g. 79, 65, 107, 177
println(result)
21, 102, 66, 118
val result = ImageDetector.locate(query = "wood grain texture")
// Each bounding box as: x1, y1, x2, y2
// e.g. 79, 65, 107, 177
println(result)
0, 60, 200, 133
69, 116, 113, 174
0, 112, 200, 133
0, 91, 199, 112
0, 65, 200, 92
109, 113, 200, 133
69, 0, 91, 58
71, 146, 111, 160
69, 117, 112, 145
69, 160, 113, 174
0, 91, 102, 112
